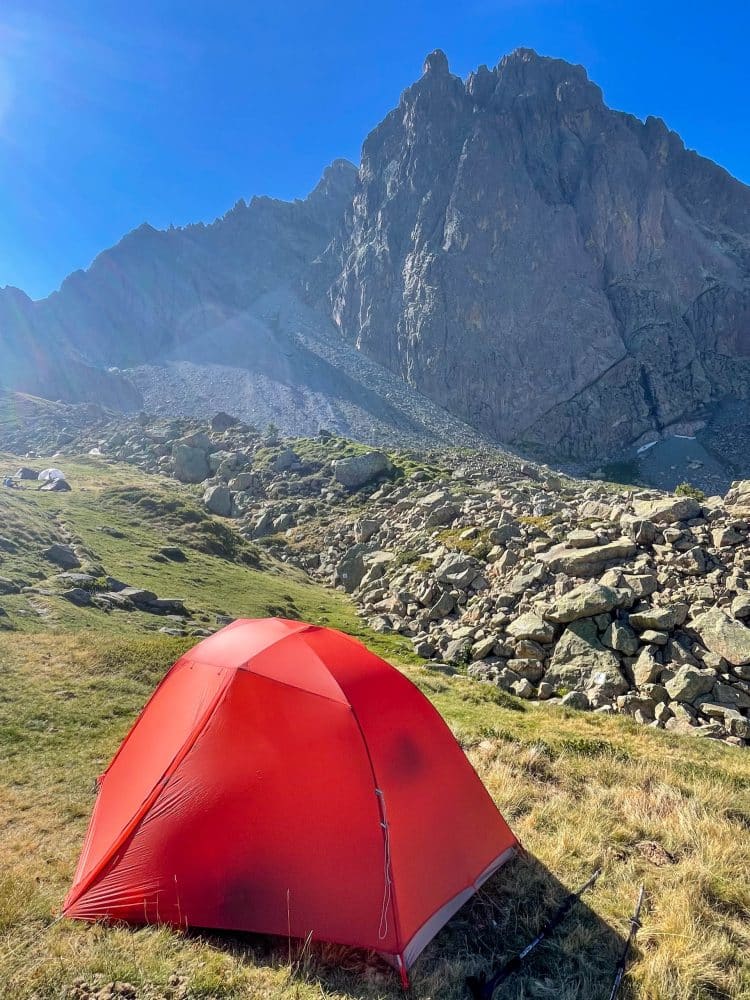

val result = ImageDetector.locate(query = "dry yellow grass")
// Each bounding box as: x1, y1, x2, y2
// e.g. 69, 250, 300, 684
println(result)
1, 632, 749, 999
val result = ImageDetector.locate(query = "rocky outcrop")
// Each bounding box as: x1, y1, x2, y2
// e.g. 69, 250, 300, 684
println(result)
330, 49, 750, 460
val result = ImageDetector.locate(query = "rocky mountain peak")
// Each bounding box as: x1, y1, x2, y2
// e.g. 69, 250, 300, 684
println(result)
422, 48, 450, 75
304, 158, 358, 224
493, 47, 604, 110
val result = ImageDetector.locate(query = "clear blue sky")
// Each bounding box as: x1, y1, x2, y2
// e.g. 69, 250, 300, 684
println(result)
0, 0, 748, 300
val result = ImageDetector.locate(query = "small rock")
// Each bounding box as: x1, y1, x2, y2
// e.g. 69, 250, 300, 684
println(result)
271, 448, 299, 473
229, 472, 255, 492
511, 678, 534, 699
210, 411, 239, 432
561, 690, 590, 710
159, 546, 187, 562
566, 528, 599, 548
641, 629, 668, 646
355, 518, 381, 543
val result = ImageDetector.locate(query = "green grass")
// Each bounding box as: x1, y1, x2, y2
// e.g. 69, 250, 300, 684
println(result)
437, 527, 492, 559
517, 514, 555, 533
674, 481, 706, 501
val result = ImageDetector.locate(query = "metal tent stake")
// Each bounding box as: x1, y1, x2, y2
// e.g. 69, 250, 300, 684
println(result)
608, 884, 645, 1000
467, 868, 602, 1000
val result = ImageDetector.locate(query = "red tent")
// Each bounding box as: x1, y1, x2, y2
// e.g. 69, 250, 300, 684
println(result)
63, 619, 518, 985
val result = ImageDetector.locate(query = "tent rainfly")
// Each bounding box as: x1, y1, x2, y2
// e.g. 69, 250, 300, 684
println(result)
38, 468, 65, 482
63, 619, 519, 985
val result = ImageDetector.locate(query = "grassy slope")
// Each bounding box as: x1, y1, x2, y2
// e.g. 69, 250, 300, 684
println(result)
0, 453, 416, 662
0, 454, 749, 999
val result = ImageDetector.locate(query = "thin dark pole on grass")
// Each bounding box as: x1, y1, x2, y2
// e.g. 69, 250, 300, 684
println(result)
608, 884, 645, 1000
466, 867, 602, 1000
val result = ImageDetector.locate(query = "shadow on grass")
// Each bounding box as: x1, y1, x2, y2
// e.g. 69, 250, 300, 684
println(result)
188, 852, 625, 999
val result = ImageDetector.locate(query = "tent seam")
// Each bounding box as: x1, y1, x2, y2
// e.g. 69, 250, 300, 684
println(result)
345, 702, 406, 963
234, 668, 349, 705
238, 625, 349, 704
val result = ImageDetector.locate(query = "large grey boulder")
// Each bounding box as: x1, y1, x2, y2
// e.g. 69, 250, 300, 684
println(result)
544, 583, 621, 623
62, 587, 92, 607
631, 646, 662, 687
173, 439, 210, 483
566, 528, 599, 548
332, 452, 392, 489
629, 606, 687, 631
724, 481, 750, 517
665, 666, 716, 703
689, 608, 750, 666
208, 450, 242, 474
540, 538, 636, 576
632, 496, 701, 524
203, 484, 232, 517
445, 635, 473, 665
333, 544, 369, 592
506, 611, 555, 643
354, 518, 381, 543
252, 510, 274, 538
427, 591, 455, 621
425, 503, 460, 527
602, 620, 639, 656
545, 619, 629, 699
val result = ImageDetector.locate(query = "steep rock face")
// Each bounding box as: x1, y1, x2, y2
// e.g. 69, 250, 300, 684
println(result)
330, 49, 750, 458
